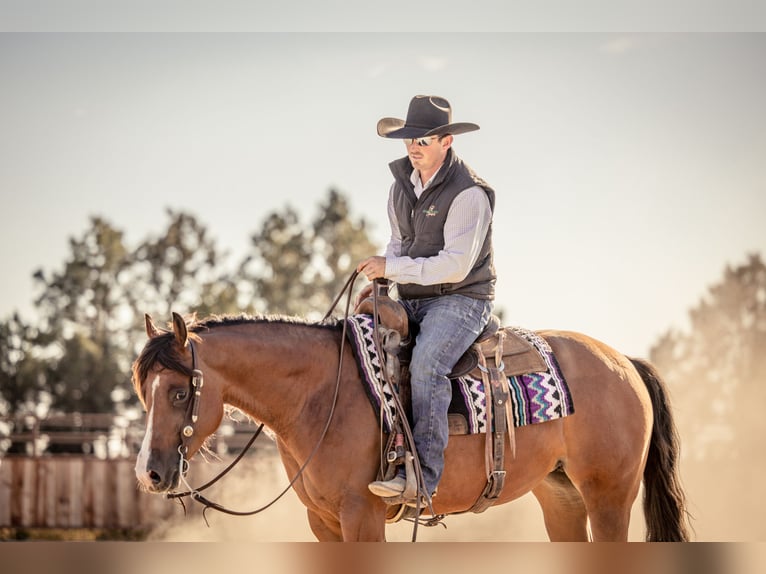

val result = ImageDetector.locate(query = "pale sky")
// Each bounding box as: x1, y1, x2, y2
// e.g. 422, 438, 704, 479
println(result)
1, 33, 764, 357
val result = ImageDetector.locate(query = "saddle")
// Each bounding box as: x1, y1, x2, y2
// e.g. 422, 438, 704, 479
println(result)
355, 283, 548, 515
355, 283, 547, 380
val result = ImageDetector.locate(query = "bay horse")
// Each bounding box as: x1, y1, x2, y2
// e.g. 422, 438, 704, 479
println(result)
132, 311, 690, 541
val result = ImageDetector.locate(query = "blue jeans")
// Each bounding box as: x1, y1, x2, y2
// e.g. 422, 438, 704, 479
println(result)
399, 294, 493, 495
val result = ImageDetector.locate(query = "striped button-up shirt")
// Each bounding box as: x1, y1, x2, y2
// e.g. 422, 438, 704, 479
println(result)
384, 166, 492, 286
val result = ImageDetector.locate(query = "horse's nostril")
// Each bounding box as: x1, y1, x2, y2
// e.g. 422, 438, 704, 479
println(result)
149, 470, 162, 485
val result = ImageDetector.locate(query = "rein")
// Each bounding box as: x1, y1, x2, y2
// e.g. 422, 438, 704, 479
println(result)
168, 270, 361, 522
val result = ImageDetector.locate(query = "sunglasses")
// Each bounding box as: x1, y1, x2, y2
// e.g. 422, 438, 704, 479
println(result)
403, 136, 439, 147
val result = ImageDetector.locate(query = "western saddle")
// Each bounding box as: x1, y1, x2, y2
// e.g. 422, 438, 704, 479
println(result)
355, 282, 547, 514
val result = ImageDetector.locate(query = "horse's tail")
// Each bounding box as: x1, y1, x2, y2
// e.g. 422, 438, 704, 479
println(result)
630, 357, 692, 542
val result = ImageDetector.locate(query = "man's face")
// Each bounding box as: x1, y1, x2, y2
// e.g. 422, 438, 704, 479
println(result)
405, 134, 452, 178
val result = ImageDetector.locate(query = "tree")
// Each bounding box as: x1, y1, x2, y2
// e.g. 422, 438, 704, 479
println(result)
32, 217, 135, 413
0, 313, 50, 418
34, 217, 133, 337
310, 189, 378, 312
1, 189, 377, 421
240, 206, 314, 315
240, 188, 377, 316
130, 208, 237, 320
650, 253, 766, 461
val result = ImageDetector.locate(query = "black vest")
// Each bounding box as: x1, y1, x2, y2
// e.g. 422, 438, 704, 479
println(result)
390, 148, 496, 300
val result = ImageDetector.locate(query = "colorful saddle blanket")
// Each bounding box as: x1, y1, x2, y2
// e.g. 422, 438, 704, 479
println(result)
345, 314, 575, 434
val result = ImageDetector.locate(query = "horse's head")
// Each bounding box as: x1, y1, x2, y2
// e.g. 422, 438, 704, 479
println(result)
132, 312, 224, 492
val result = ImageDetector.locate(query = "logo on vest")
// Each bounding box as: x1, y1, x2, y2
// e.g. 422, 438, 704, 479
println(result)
423, 204, 439, 217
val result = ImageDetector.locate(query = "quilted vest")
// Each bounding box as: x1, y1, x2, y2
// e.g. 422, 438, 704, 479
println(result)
390, 148, 496, 300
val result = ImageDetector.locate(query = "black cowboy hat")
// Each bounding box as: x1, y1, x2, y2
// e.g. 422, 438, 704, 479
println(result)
377, 95, 480, 139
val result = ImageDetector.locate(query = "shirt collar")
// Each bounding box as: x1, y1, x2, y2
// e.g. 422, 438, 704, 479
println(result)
410, 165, 443, 196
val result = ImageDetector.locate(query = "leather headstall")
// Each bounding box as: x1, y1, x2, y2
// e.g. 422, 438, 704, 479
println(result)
180, 340, 204, 452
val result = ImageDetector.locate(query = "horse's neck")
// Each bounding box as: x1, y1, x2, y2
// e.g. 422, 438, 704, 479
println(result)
203, 322, 340, 435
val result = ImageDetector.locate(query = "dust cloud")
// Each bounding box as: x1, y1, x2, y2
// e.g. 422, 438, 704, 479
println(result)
141, 379, 766, 541
110, 434, 766, 573
146, 447, 651, 542
142, 432, 766, 543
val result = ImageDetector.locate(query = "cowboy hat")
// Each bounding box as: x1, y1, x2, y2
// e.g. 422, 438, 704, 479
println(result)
377, 95, 480, 139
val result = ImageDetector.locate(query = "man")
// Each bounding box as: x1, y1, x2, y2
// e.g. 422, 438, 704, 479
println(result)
357, 95, 496, 503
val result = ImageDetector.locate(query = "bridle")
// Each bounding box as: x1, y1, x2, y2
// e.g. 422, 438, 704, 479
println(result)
169, 339, 268, 515
180, 340, 205, 446
165, 271, 360, 522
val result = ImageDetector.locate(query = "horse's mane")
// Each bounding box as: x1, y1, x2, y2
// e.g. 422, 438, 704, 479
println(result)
192, 312, 342, 332
131, 312, 343, 404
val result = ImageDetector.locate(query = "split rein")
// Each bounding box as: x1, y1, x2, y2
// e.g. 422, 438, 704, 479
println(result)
166, 270, 362, 523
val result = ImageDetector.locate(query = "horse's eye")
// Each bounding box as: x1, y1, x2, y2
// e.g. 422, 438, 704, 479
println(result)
173, 389, 189, 403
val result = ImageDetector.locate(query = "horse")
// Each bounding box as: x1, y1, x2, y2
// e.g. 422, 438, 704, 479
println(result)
132, 311, 690, 542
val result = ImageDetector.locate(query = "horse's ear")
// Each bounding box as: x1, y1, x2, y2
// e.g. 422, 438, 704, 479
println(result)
171, 311, 189, 348
145, 314, 160, 338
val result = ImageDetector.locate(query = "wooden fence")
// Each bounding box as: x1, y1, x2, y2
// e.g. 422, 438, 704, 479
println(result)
1, 413, 268, 530
0, 456, 183, 529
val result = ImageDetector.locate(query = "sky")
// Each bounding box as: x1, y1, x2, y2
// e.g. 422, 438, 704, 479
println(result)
0, 32, 764, 358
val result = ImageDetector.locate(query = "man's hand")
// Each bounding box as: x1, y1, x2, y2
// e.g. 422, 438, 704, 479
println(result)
357, 256, 386, 282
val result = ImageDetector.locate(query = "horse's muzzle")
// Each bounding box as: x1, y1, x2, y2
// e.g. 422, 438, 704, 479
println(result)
136, 450, 181, 493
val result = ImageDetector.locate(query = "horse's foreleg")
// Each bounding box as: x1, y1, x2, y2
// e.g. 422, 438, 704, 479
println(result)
307, 500, 386, 541
338, 497, 387, 541
307, 508, 343, 541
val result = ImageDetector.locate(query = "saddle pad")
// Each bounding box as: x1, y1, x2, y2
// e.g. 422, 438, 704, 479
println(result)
345, 314, 575, 434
